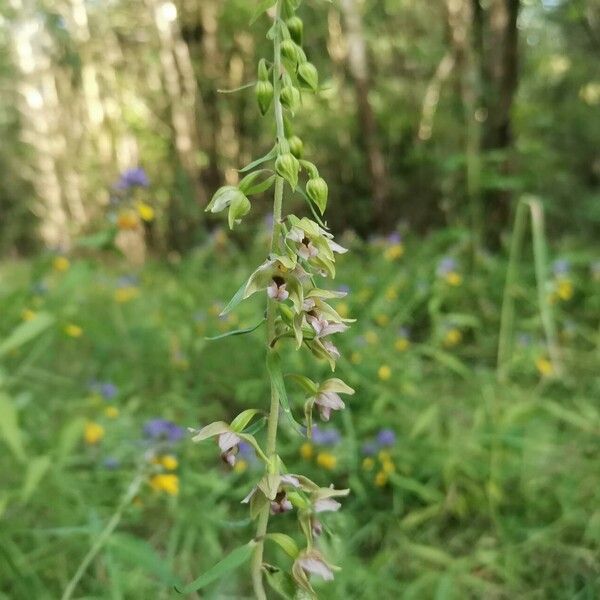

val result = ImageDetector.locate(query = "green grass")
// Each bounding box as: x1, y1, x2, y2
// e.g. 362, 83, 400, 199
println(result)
0, 227, 599, 599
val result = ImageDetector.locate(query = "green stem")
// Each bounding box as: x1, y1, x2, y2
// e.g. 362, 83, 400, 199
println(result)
251, 3, 285, 598
61, 469, 145, 600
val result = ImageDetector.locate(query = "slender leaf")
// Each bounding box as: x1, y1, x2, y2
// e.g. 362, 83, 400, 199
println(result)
205, 318, 266, 341
174, 541, 256, 593
266, 351, 305, 435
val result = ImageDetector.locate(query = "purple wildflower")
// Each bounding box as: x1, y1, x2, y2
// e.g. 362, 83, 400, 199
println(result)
102, 456, 120, 470
143, 419, 184, 442
377, 429, 396, 447
312, 425, 341, 446
437, 256, 457, 276
361, 441, 378, 456
100, 382, 118, 400
552, 259, 570, 276
387, 232, 402, 244
115, 167, 149, 190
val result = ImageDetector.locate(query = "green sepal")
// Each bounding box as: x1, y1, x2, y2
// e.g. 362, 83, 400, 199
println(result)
265, 533, 300, 558
230, 409, 263, 433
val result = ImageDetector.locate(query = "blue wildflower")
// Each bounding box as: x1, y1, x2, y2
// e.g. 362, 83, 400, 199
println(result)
437, 256, 457, 276
102, 456, 120, 470
377, 429, 396, 447
361, 441, 378, 456
552, 259, 570, 276
100, 382, 118, 400
144, 419, 184, 442
312, 425, 341, 446
115, 167, 149, 190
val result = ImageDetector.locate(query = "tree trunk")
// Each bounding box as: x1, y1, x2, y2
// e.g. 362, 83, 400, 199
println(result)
339, 0, 389, 227
476, 0, 521, 245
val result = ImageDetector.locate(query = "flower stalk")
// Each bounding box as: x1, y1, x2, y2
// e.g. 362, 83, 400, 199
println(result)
197, 0, 354, 596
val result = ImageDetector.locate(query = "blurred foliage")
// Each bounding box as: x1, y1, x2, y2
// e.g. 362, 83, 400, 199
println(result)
0, 0, 598, 251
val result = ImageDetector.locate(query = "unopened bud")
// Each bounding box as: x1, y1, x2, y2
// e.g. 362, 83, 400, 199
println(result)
280, 85, 300, 111
258, 58, 269, 82
286, 16, 303, 45
297, 62, 318, 92
281, 39, 298, 66
306, 176, 328, 214
227, 193, 251, 229
288, 135, 304, 159
276, 152, 300, 190
255, 80, 274, 115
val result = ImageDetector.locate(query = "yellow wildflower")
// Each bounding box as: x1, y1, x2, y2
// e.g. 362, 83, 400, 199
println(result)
378, 364, 392, 381
374, 471, 388, 487
443, 328, 462, 347
395, 337, 410, 352
375, 314, 390, 327
104, 406, 119, 419
136, 201, 155, 222
365, 330, 379, 345
53, 256, 70, 272
117, 209, 139, 231
357, 288, 372, 303
337, 302, 350, 318
64, 324, 83, 338
159, 455, 178, 471
445, 271, 463, 286
114, 286, 139, 303
149, 473, 179, 496
351, 351, 363, 365
556, 279, 573, 301
300, 442, 314, 460
316, 452, 337, 470
362, 457, 375, 471
233, 459, 248, 474
84, 422, 104, 445
378, 450, 392, 462
381, 460, 395, 474
385, 286, 398, 301
21, 308, 37, 321
536, 357, 553, 377
384, 243, 404, 261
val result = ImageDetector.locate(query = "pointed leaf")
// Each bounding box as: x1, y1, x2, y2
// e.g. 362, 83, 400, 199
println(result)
205, 319, 266, 341
175, 541, 256, 593
266, 533, 299, 558
219, 279, 250, 316
239, 146, 277, 172
0, 312, 55, 358
266, 351, 305, 435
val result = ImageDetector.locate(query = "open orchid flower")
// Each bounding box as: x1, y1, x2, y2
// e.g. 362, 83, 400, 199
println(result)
292, 549, 339, 593
304, 378, 355, 428
189, 411, 267, 468
267, 276, 289, 301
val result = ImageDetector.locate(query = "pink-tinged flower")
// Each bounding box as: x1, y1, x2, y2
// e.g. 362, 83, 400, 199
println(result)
322, 339, 340, 361
267, 277, 289, 301
218, 431, 241, 466
314, 391, 345, 422
313, 497, 341, 513
311, 517, 323, 537
270, 491, 293, 514
292, 549, 338, 591
307, 378, 354, 423
297, 555, 334, 580
307, 314, 348, 338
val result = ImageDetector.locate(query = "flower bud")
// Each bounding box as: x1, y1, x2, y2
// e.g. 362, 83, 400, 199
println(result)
276, 152, 300, 190
257, 58, 269, 82
297, 61, 319, 91
227, 193, 251, 229
286, 16, 303, 45
255, 80, 274, 115
280, 85, 300, 111
288, 135, 304, 159
206, 185, 245, 213
281, 39, 298, 66
306, 177, 328, 214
